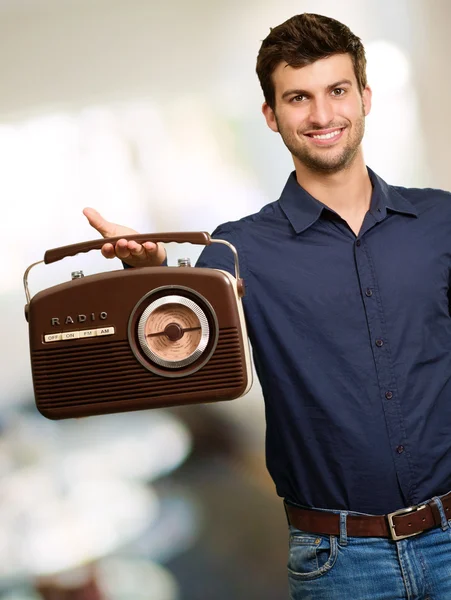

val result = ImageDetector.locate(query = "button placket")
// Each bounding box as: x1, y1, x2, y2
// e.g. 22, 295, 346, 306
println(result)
353, 236, 412, 498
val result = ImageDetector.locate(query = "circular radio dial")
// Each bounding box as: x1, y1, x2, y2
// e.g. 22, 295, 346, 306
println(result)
137, 295, 210, 369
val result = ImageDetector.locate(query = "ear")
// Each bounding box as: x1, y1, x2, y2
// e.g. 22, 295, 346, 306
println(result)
262, 102, 279, 133
362, 85, 372, 117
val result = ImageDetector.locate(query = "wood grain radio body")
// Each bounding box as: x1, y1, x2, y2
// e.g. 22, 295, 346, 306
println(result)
24, 232, 252, 419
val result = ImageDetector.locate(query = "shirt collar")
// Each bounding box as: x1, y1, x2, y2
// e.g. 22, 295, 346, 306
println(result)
367, 167, 418, 221
279, 167, 418, 235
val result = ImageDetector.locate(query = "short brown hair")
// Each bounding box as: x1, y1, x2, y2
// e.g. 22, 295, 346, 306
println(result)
256, 13, 367, 110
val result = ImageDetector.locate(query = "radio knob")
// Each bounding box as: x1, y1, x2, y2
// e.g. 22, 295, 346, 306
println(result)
71, 270, 85, 279
177, 258, 192, 267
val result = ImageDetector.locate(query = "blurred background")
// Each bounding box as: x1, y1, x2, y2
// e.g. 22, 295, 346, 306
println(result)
1, 0, 450, 597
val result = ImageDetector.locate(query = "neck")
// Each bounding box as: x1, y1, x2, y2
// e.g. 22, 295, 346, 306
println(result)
293, 151, 372, 219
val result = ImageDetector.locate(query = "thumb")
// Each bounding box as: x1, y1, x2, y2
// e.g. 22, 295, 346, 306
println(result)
83, 207, 117, 238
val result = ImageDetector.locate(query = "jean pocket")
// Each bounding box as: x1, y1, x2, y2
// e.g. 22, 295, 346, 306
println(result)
287, 527, 338, 580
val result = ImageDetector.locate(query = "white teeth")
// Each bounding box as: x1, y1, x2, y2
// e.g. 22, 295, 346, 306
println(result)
311, 129, 342, 140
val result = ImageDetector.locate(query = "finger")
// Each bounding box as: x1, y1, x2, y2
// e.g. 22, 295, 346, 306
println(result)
83, 207, 116, 238
100, 243, 117, 259
145, 242, 166, 264
128, 241, 158, 258
114, 239, 132, 260
142, 242, 158, 254
127, 241, 147, 258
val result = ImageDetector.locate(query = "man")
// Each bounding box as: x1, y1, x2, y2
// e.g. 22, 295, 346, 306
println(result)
84, 13, 451, 599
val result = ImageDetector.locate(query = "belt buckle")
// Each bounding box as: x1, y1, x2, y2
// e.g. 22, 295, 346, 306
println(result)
387, 504, 427, 541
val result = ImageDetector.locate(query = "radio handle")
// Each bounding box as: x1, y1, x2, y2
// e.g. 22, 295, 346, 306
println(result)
44, 232, 212, 264
24, 233, 243, 305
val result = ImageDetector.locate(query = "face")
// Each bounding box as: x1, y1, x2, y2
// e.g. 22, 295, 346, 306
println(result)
262, 54, 372, 174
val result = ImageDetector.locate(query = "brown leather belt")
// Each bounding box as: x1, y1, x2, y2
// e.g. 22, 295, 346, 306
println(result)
285, 491, 451, 541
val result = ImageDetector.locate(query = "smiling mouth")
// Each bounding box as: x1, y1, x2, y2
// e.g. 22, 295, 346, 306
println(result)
303, 127, 346, 146
304, 127, 345, 141
310, 129, 342, 140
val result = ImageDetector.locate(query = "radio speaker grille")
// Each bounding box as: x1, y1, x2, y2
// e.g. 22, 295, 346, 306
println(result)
33, 328, 245, 414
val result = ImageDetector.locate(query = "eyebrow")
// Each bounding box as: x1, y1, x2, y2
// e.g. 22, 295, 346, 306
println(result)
281, 79, 353, 100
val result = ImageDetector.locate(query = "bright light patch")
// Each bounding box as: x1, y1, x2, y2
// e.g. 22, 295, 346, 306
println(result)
365, 40, 411, 92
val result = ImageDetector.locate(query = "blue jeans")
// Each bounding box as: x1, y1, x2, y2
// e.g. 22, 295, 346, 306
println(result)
287, 498, 451, 599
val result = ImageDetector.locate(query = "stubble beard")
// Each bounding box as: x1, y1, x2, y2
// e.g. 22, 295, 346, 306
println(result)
275, 106, 366, 175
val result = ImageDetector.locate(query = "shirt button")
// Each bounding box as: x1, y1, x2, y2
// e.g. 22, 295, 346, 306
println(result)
396, 445, 405, 454
385, 391, 393, 399
365, 288, 373, 297
375, 339, 384, 347
356, 240, 361, 247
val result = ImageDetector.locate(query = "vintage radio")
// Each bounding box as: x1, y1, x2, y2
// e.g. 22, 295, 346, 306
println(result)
24, 232, 252, 419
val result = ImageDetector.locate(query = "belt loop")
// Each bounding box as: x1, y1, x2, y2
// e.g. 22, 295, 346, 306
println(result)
339, 511, 348, 546
433, 496, 449, 531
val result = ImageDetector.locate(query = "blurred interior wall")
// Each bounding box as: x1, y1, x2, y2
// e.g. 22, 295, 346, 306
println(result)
0, 0, 450, 189
406, 0, 451, 191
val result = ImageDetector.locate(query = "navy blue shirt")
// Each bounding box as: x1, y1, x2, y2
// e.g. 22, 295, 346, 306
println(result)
196, 167, 451, 515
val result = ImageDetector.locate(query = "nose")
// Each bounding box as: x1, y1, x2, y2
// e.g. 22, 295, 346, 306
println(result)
308, 97, 335, 128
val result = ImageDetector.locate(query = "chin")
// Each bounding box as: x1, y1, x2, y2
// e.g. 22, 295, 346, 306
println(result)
301, 155, 351, 174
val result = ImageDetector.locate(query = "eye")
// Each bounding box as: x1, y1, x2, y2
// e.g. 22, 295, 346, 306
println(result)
331, 88, 346, 97
291, 94, 307, 103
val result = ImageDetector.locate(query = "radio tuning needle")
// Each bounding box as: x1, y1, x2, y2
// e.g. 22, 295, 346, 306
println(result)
146, 326, 201, 338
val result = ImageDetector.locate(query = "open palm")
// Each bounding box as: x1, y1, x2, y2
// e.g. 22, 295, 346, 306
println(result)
83, 207, 166, 267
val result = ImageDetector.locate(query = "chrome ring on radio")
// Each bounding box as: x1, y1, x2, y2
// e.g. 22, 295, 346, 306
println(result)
137, 295, 210, 368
